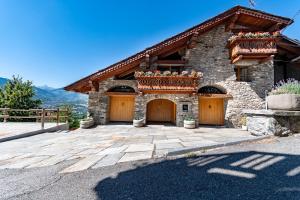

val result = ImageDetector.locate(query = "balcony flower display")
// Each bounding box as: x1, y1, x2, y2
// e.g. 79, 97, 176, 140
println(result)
135, 70, 203, 78
228, 32, 276, 42
227, 32, 278, 64
134, 70, 202, 92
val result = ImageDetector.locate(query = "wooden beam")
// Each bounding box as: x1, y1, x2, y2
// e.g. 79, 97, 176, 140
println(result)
258, 55, 274, 64
225, 13, 240, 32
237, 66, 241, 81
267, 23, 282, 32
198, 94, 233, 99
159, 46, 186, 58
187, 32, 199, 49
117, 66, 140, 78
88, 80, 99, 92
140, 90, 196, 94
145, 54, 150, 69
291, 55, 300, 63
105, 92, 137, 96
232, 55, 243, 64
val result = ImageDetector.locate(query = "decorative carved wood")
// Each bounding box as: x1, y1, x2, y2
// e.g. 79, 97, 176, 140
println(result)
228, 38, 277, 64
135, 76, 199, 93
225, 13, 240, 31
88, 80, 99, 92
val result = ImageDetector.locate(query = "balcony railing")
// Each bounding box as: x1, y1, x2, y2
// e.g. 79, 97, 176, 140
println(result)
228, 38, 277, 64
135, 71, 201, 93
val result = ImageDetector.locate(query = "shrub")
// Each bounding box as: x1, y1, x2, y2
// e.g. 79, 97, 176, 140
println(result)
184, 115, 195, 121
60, 105, 83, 130
239, 116, 247, 126
269, 79, 300, 95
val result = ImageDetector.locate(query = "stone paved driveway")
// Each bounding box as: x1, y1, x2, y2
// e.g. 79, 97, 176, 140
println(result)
0, 124, 258, 173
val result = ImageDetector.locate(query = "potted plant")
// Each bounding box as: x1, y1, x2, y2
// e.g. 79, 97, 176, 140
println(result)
184, 115, 196, 129
133, 116, 145, 127
240, 116, 247, 131
80, 114, 94, 129
267, 79, 300, 111
163, 70, 171, 76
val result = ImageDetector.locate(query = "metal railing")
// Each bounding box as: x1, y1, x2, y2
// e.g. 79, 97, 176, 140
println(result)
0, 108, 69, 129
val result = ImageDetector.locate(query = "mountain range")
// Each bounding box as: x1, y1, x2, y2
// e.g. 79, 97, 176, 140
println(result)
0, 77, 88, 114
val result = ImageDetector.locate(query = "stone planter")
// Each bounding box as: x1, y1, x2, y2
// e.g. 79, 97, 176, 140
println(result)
133, 119, 145, 127
184, 120, 196, 129
80, 118, 94, 129
267, 94, 300, 111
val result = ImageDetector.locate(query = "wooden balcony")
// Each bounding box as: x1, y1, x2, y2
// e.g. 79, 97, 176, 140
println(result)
228, 38, 277, 64
135, 72, 200, 93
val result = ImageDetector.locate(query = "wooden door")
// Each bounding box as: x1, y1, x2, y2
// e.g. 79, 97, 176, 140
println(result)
110, 96, 134, 122
199, 97, 224, 125
147, 99, 175, 123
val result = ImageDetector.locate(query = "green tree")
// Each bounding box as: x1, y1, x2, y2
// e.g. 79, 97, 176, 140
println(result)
59, 104, 82, 130
0, 75, 42, 109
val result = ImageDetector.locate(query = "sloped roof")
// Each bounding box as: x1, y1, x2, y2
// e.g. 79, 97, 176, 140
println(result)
65, 5, 293, 93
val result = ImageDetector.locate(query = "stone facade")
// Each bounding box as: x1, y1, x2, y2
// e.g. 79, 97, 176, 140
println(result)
88, 24, 275, 127
134, 94, 198, 127
88, 79, 137, 124
185, 25, 274, 127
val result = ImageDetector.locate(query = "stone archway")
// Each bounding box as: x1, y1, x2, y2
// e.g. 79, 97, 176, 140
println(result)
146, 99, 176, 124
107, 86, 135, 93
198, 85, 227, 94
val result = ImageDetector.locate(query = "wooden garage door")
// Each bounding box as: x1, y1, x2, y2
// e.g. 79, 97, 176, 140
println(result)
199, 97, 224, 125
147, 99, 175, 123
110, 96, 134, 122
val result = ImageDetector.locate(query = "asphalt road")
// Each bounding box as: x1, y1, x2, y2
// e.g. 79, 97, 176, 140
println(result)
0, 135, 299, 200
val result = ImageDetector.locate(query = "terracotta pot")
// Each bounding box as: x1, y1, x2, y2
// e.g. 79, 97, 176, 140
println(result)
267, 94, 300, 111
184, 120, 196, 129
133, 119, 145, 127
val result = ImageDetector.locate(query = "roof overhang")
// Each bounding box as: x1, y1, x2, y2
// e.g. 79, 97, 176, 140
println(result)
65, 6, 293, 93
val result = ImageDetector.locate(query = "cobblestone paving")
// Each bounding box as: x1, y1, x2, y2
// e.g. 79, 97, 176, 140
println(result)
0, 125, 258, 173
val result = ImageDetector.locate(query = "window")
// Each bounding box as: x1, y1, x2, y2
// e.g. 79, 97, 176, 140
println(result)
182, 104, 189, 112
235, 66, 250, 82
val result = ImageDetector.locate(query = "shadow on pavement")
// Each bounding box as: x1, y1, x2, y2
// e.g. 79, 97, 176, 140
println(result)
95, 151, 300, 200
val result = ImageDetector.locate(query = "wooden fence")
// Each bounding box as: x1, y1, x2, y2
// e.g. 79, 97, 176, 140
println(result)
0, 108, 69, 129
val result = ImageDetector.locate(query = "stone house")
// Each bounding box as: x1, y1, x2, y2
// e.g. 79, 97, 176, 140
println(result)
65, 6, 300, 127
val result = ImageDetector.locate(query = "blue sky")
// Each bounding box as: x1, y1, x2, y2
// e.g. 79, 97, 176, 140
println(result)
0, 0, 299, 88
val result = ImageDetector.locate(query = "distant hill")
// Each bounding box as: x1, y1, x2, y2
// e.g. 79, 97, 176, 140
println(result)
0, 77, 88, 114
0, 77, 8, 86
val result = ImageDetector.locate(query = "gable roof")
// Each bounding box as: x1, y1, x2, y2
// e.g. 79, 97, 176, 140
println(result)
65, 5, 293, 93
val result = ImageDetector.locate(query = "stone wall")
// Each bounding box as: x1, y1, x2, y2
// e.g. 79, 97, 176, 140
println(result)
134, 94, 198, 127
88, 24, 275, 127
88, 79, 137, 124
185, 24, 274, 127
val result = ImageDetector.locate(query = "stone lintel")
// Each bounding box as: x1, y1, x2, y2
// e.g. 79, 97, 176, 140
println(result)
243, 109, 300, 117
